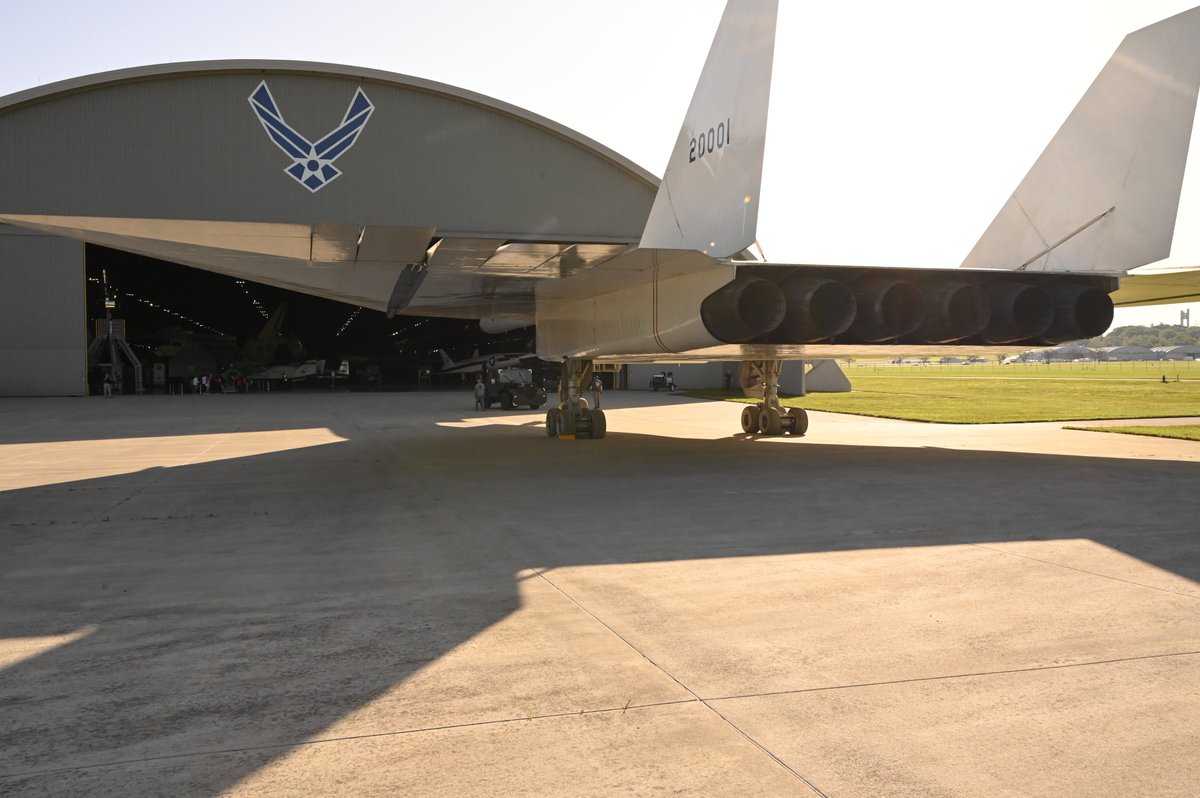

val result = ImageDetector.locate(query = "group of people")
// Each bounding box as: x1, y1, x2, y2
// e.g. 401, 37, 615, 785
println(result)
191, 373, 248, 394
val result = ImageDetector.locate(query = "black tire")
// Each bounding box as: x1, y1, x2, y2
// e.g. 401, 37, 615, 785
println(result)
558, 409, 577, 437
786, 407, 809, 436
545, 408, 560, 438
501, 391, 514, 410
759, 406, 783, 435
530, 402, 542, 411
740, 405, 760, 434
591, 409, 607, 439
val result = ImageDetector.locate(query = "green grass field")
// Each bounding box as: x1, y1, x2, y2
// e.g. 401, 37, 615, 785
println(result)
1064, 425, 1200, 442
848, 360, 1200, 380
686, 360, 1200, 424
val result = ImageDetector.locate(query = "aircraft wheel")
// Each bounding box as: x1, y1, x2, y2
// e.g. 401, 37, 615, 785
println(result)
760, 406, 783, 435
786, 407, 809, 436
591, 409, 607, 439
530, 402, 542, 411
557, 408, 577, 437
546, 408, 560, 438
501, 391, 514, 410
740, 405, 760, 434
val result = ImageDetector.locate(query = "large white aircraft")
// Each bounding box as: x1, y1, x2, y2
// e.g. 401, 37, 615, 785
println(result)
5, 1, 1200, 439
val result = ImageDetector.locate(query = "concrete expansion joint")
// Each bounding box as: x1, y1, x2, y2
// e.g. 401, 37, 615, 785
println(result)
0, 698, 701, 782
418, 482, 829, 792
702, 649, 1200, 704
527, 565, 830, 796
964, 541, 1200, 599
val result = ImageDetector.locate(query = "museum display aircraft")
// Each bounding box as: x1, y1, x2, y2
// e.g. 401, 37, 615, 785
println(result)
240, 302, 306, 367
438, 349, 539, 375
4, 0, 1200, 439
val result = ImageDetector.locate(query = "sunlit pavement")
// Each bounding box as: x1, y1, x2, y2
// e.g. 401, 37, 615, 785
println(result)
1, 390, 1197, 796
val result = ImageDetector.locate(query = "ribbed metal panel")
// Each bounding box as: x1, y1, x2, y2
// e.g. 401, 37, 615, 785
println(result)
0, 231, 84, 396
0, 64, 663, 394
0, 70, 656, 239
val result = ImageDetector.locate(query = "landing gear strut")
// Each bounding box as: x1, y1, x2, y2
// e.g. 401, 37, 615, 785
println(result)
739, 360, 807, 436
546, 358, 607, 439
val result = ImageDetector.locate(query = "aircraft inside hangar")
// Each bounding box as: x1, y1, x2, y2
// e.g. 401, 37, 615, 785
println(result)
82, 244, 533, 392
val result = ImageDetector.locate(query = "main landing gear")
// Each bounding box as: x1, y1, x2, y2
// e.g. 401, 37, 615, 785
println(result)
546, 358, 607, 439
739, 360, 807, 436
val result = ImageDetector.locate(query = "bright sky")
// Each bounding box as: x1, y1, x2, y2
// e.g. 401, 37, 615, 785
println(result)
2, 0, 1197, 331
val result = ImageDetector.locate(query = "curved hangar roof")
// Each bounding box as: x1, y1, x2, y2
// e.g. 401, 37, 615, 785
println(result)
0, 61, 659, 316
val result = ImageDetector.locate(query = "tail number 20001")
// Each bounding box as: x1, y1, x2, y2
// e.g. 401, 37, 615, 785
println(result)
689, 118, 731, 163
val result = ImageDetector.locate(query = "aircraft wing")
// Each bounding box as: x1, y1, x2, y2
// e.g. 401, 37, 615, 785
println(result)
1110, 268, 1200, 307
0, 212, 657, 325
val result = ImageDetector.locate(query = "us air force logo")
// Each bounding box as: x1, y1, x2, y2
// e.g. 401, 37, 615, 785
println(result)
248, 81, 374, 192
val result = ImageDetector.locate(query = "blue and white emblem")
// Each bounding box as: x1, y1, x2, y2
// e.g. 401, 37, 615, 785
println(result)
248, 80, 374, 192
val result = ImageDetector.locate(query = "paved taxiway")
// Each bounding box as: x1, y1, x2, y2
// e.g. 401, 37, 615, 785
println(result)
1, 390, 1197, 796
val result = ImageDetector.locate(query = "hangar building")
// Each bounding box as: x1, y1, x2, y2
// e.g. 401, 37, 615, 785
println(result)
0, 62, 658, 395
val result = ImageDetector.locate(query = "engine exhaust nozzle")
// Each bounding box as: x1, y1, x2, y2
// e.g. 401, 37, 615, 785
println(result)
847, 276, 925, 342
915, 279, 990, 343
1038, 282, 1114, 344
774, 275, 856, 342
981, 281, 1053, 343
700, 276, 787, 343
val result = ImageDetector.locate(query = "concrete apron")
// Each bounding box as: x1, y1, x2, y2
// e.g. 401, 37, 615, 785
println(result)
0, 392, 1197, 797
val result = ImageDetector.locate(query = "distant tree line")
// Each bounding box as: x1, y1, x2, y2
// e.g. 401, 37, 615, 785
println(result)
1085, 324, 1200, 348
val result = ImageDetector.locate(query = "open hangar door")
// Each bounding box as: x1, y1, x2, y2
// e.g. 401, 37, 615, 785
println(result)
83, 245, 533, 394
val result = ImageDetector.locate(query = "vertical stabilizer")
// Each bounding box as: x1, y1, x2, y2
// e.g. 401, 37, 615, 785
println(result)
259, 303, 288, 341
963, 7, 1200, 274
639, 0, 778, 258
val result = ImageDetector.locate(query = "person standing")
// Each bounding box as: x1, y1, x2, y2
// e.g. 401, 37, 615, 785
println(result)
474, 376, 486, 411
590, 374, 603, 409
102, 371, 114, 398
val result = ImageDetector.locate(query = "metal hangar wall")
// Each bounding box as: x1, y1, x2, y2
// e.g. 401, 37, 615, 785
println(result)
0, 61, 658, 395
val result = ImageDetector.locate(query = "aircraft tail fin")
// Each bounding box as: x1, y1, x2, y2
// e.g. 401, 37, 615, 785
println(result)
438, 349, 454, 368
962, 7, 1200, 274
639, 0, 779, 258
259, 302, 288, 340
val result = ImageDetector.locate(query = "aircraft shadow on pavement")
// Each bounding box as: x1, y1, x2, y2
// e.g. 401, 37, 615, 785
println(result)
1, 407, 1197, 795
